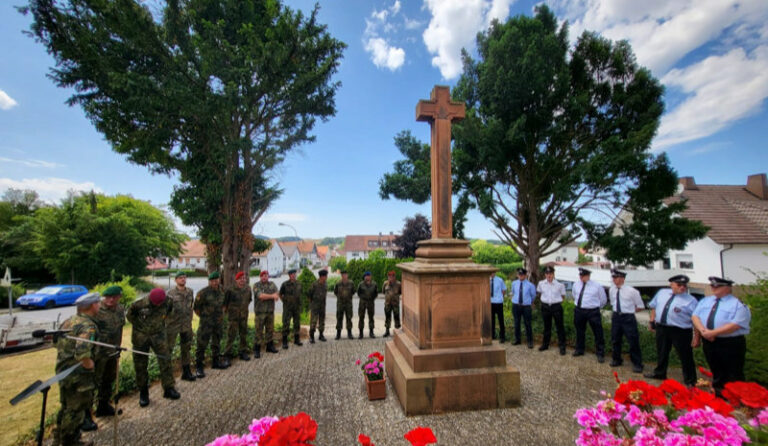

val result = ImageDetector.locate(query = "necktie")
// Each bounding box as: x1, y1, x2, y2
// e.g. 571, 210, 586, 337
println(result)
706, 299, 721, 329
660, 294, 675, 325
616, 288, 622, 313
577, 283, 586, 308
518, 282, 523, 304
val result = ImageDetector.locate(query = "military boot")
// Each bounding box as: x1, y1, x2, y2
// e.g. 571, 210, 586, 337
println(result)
239, 351, 251, 361
384, 328, 390, 338
335, 329, 341, 340
294, 334, 303, 346
309, 330, 315, 344
80, 409, 97, 431
370, 328, 376, 339
253, 344, 261, 359
266, 342, 279, 353
359, 328, 364, 339
348, 328, 355, 339
217, 355, 231, 369
318, 331, 327, 342
212, 356, 225, 369
282, 337, 289, 349
195, 361, 206, 379
139, 387, 150, 407
181, 365, 196, 382
95, 400, 115, 417
163, 387, 181, 400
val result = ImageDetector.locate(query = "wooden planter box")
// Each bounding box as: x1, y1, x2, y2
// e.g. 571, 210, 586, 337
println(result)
365, 377, 386, 400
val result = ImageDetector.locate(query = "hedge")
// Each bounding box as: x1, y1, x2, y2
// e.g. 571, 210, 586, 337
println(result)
92, 276, 139, 307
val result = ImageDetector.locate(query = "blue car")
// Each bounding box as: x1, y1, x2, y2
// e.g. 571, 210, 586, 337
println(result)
16, 285, 89, 309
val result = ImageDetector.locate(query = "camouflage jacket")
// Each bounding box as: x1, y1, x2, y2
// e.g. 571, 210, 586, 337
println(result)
127, 297, 172, 335
224, 286, 252, 319
55, 313, 99, 373
279, 280, 302, 308
94, 303, 125, 347
357, 281, 379, 301
334, 280, 356, 302
253, 281, 278, 314
194, 286, 225, 323
308, 280, 327, 310
166, 287, 194, 327
383, 280, 402, 304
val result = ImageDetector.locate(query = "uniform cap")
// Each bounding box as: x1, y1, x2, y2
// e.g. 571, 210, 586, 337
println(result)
259, 270, 269, 277
288, 269, 297, 275
175, 271, 187, 279
668, 274, 690, 284
102, 285, 122, 297
516, 268, 527, 275
363, 271, 371, 277
319, 270, 328, 277
75, 292, 101, 307
149, 288, 166, 305
708, 276, 734, 287
235, 271, 245, 280
208, 271, 220, 280
543, 266, 555, 274
610, 269, 627, 278
578, 267, 592, 276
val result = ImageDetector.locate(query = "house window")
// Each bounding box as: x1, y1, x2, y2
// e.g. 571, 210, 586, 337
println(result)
382, 241, 388, 247
368, 241, 379, 247
662, 257, 671, 269
677, 254, 694, 270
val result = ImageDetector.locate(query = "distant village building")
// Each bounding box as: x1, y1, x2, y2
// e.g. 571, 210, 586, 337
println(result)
167, 239, 207, 270
252, 240, 285, 277
280, 243, 301, 270
279, 241, 318, 267
344, 233, 399, 261
540, 241, 580, 264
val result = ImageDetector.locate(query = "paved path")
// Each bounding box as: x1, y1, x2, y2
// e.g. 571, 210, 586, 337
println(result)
81, 332, 687, 446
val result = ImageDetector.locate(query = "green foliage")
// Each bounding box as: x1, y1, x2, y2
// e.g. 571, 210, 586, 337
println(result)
130, 277, 155, 293
345, 258, 413, 288
296, 267, 316, 313
741, 270, 768, 385
471, 239, 521, 265
393, 214, 431, 258
252, 238, 271, 254
328, 256, 347, 273
577, 253, 594, 264
92, 276, 139, 307
152, 269, 208, 278
0, 283, 26, 307
325, 276, 340, 291
318, 237, 343, 246
367, 249, 387, 261
0, 192, 55, 284
494, 263, 525, 279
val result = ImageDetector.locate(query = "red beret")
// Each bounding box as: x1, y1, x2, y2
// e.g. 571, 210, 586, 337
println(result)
387, 270, 396, 276
149, 288, 166, 306
259, 270, 269, 277
235, 271, 245, 280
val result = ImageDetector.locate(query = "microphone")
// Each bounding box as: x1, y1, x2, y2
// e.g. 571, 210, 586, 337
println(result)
32, 329, 71, 338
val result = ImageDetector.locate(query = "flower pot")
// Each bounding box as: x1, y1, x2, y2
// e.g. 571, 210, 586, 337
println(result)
365, 377, 386, 400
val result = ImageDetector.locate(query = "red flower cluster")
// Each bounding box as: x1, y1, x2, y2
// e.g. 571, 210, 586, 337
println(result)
722, 382, 768, 409
622, 378, 735, 416
368, 351, 384, 362
698, 366, 713, 378
403, 427, 437, 446
357, 434, 374, 446
614, 380, 668, 407
259, 412, 318, 446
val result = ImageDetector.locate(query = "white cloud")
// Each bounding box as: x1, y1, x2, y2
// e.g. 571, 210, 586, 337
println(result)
655, 46, 768, 149
0, 156, 63, 169
391, 0, 401, 15
365, 37, 406, 70
422, 0, 514, 79
0, 89, 18, 110
404, 17, 423, 30
261, 213, 308, 223
0, 177, 102, 203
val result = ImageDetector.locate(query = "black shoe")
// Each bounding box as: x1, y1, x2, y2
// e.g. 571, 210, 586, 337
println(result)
240, 352, 251, 361
369, 329, 376, 339
527, 342, 533, 349
597, 356, 605, 364
538, 345, 549, 351
610, 360, 623, 367
221, 356, 231, 368
81, 410, 98, 431
266, 343, 279, 354
559, 347, 566, 356
282, 338, 289, 349
572, 351, 584, 357
212, 357, 226, 369
181, 365, 196, 382
359, 329, 364, 339
139, 387, 150, 407
95, 402, 115, 417
383, 328, 390, 338
348, 329, 355, 340
318, 333, 327, 342
294, 335, 303, 346
512, 340, 521, 345
195, 362, 206, 379
499, 338, 506, 344
163, 387, 180, 400
644, 372, 665, 380
253, 344, 261, 359
632, 365, 644, 374
335, 330, 341, 340
309, 331, 315, 344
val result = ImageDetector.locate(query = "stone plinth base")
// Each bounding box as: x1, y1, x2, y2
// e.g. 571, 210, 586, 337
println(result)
385, 331, 521, 415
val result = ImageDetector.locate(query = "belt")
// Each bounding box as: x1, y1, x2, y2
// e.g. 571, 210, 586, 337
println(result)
612, 311, 635, 315
541, 302, 562, 306
513, 303, 531, 306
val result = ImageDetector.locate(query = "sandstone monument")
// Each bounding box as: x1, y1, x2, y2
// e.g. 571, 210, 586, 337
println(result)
385, 86, 521, 415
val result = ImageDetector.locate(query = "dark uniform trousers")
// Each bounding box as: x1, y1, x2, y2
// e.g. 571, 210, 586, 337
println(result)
95, 355, 118, 406
358, 299, 375, 330
652, 324, 696, 386
512, 304, 532, 344
491, 303, 505, 341
574, 307, 605, 356
703, 335, 746, 391
133, 330, 174, 390
610, 312, 642, 366
540, 302, 565, 347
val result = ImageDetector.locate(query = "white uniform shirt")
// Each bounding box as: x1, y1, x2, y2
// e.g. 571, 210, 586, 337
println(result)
572, 280, 608, 309
537, 279, 566, 304
609, 285, 644, 314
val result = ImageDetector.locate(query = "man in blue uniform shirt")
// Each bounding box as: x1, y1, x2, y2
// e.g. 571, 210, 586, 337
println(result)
490, 272, 507, 343
645, 274, 699, 386
572, 268, 608, 363
608, 269, 645, 373
511, 268, 536, 348
692, 276, 751, 393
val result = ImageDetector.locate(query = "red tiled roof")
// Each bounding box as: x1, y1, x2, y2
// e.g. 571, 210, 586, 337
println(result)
180, 239, 206, 258
344, 234, 399, 252
278, 241, 316, 255
316, 246, 329, 260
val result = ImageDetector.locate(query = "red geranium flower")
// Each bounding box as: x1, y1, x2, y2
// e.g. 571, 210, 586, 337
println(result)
685, 388, 734, 416
404, 426, 437, 446
614, 380, 668, 407
358, 433, 374, 446
260, 412, 318, 446
659, 379, 687, 396
368, 351, 385, 362
723, 382, 768, 409
698, 366, 713, 378
613, 371, 620, 384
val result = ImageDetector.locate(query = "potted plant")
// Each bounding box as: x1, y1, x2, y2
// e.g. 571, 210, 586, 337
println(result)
357, 352, 386, 400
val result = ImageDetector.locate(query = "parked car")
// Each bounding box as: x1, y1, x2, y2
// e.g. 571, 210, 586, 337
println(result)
16, 285, 89, 309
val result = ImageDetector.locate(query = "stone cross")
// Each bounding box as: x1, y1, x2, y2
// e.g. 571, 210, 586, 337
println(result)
416, 85, 465, 239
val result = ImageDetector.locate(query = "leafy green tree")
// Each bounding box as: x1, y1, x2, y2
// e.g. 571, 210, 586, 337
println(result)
328, 256, 347, 273
252, 238, 272, 255
368, 249, 387, 261
393, 214, 431, 258
470, 239, 521, 265
22, 0, 345, 286
297, 267, 316, 314
318, 237, 343, 246
0, 190, 55, 283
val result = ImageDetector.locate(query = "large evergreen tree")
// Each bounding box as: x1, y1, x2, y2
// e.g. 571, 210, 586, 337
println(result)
22, 0, 345, 285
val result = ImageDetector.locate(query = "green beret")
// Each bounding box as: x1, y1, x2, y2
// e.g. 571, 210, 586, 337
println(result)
102, 285, 122, 297
208, 271, 220, 280
175, 271, 187, 279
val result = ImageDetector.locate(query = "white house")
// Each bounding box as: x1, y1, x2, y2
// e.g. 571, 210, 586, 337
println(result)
280, 243, 302, 270
252, 240, 285, 277
345, 233, 399, 261
540, 241, 580, 264
167, 239, 207, 270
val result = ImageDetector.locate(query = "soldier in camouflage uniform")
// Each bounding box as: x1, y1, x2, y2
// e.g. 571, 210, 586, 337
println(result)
166, 271, 196, 381
334, 270, 356, 340
224, 271, 252, 361
279, 269, 303, 349
308, 270, 328, 344
357, 271, 379, 339
93, 286, 125, 418
127, 288, 180, 407
53, 293, 100, 446
383, 270, 402, 338
253, 270, 280, 357
194, 271, 229, 377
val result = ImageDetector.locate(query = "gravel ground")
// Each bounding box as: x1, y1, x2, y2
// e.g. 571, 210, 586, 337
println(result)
81, 320, 686, 446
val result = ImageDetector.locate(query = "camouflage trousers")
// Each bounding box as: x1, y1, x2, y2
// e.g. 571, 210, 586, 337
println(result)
282, 305, 301, 340
166, 324, 194, 366
54, 370, 95, 445
384, 300, 401, 329
196, 320, 223, 363
225, 315, 249, 356
95, 354, 118, 405
358, 299, 375, 330
254, 312, 275, 345
133, 330, 175, 390
336, 299, 353, 331
310, 305, 326, 333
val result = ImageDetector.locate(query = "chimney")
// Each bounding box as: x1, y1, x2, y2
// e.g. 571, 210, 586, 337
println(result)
679, 176, 698, 190
746, 173, 768, 200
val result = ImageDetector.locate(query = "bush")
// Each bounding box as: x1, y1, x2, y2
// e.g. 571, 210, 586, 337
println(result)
151, 268, 208, 277
742, 276, 767, 385
494, 262, 524, 279
92, 276, 139, 307
297, 267, 316, 313
0, 283, 26, 307
328, 256, 346, 273
249, 269, 261, 277
130, 277, 155, 293
345, 257, 413, 289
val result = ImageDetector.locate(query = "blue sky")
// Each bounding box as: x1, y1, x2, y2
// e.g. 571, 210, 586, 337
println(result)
1, 0, 767, 241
